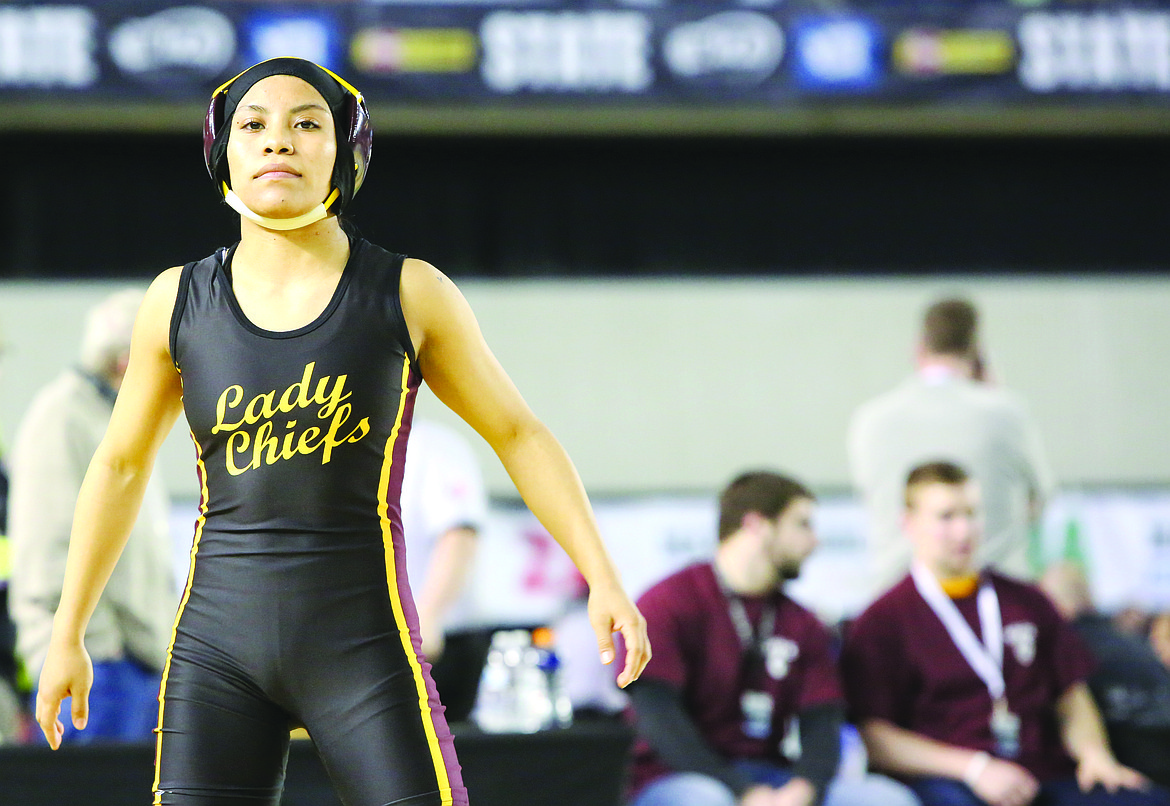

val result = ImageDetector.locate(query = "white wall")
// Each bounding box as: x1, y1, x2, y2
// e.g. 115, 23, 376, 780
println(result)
2, 274, 1168, 500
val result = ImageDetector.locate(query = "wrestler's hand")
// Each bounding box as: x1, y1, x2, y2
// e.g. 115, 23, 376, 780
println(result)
1075, 749, 1149, 794
970, 757, 1039, 806
588, 581, 650, 688
35, 635, 93, 750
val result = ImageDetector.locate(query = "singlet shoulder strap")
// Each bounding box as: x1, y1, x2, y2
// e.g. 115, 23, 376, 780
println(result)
388, 251, 417, 373
357, 240, 417, 374
169, 248, 227, 370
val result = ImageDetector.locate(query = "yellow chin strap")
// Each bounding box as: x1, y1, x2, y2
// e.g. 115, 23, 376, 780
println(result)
223, 184, 341, 231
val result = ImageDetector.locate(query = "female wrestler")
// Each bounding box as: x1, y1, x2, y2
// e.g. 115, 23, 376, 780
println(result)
34, 57, 650, 805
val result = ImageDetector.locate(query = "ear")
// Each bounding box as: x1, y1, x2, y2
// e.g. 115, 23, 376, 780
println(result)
741, 511, 768, 535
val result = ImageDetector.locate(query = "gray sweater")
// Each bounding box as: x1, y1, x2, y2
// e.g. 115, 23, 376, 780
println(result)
848, 370, 1054, 597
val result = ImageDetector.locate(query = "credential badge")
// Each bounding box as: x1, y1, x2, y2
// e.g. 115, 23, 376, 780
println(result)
763, 636, 799, 680
1004, 622, 1037, 667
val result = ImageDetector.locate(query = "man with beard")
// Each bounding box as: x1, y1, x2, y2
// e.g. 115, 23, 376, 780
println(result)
621, 470, 921, 806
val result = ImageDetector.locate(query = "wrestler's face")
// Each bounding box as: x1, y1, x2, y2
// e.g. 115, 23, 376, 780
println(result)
226, 75, 337, 220
904, 481, 983, 579
764, 496, 817, 580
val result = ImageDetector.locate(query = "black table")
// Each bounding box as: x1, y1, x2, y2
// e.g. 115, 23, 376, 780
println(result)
0, 720, 632, 806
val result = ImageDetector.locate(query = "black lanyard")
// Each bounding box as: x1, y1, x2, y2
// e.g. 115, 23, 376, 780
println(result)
714, 567, 777, 672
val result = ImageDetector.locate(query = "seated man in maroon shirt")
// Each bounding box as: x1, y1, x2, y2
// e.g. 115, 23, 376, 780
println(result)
840, 460, 1170, 806
621, 470, 921, 806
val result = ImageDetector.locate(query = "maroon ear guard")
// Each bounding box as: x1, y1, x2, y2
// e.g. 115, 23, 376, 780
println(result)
202, 90, 225, 183
341, 92, 373, 194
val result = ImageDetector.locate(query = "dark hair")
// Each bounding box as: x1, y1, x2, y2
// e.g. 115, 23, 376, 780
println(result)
904, 460, 969, 508
718, 471, 814, 542
922, 298, 978, 357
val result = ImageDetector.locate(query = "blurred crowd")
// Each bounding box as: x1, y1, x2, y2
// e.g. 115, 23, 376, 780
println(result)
0, 291, 1168, 806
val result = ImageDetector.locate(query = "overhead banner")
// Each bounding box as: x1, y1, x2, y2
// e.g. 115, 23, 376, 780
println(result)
2, 1, 1170, 105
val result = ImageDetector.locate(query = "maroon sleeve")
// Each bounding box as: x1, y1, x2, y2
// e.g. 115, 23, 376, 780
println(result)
1033, 588, 1096, 694
632, 578, 690, 691
797, 614, 845, 710
839, 602, 910, 725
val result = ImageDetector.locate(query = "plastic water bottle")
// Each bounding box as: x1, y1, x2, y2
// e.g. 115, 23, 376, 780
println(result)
513, 640, 554, 733
474, 628, 572, 733
472, 631, 513, 732
532, 626, 573, 729
474, 630, 529, 732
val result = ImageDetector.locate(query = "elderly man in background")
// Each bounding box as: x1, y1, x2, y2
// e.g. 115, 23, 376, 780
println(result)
10, 289, 176, 743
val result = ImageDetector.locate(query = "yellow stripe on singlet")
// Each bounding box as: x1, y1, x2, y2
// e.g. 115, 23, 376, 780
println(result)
152, 430, 211, 804
378, 359, 454, 805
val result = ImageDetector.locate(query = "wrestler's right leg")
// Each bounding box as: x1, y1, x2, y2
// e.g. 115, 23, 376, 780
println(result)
153, 654, 292, 806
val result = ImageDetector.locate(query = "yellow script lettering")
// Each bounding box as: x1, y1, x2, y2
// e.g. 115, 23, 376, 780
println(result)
253, 421, 280, 467
315, 374, 352, 419
278, 363, 316, 413
225, 430, 253, 475
296, 426, 322, 456
214, 362, 369, 474
213, 386, 245, 433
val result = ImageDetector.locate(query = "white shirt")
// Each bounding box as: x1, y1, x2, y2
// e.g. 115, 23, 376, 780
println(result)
400, 419, 488, 631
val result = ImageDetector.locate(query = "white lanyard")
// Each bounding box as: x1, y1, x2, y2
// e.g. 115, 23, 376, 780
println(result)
911, 562, 1005, 701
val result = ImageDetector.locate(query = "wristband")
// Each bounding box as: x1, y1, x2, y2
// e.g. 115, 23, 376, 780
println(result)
963, 751, 991, 788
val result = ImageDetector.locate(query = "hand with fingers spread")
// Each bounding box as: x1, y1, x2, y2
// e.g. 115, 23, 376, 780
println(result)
1075, 749, 1150, 795
588, 581, 650, 689
35, 635, 94, 750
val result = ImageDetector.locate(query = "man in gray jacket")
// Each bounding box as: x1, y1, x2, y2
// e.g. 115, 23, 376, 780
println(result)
848, 297, 1054, 600
10, 289, 176, 743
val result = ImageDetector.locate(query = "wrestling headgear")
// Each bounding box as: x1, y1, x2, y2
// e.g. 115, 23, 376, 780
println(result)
203, 57, 372, 230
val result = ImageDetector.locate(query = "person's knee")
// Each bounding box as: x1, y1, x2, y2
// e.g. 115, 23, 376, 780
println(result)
630, 772, 737, 806
909, 777, 985, 806
826, 774, 923, 806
